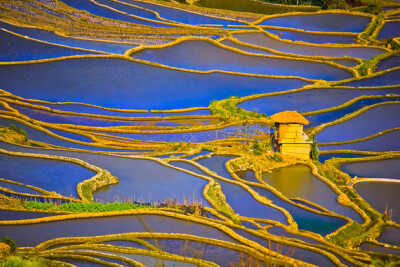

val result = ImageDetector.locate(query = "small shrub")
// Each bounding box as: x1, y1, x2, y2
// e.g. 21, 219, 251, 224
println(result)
363, 3, 382, 15
251, 140, 261, 155
267, 154, 282, 162
0, 237, 16, 253
311, 140, 319, 162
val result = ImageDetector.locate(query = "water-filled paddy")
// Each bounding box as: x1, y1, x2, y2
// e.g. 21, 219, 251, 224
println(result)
378, 226, 400, 246
232, 32, 382, 59
0, 210, 56, 220
94, 0, 163, 22
169, 160, 348, 234
0, 214, 238, 247
93, 159, 211, 205
249, 184, 349, 235
261, 165, 362, 222
0, 29, 98, 62
0, 57, 310, 110
378, 21, 400, 40
344, 68, 400, 87
216, 179, 288, 223
331, 59, 360, 68
19, 101, 211, 117
185, 150, 211, 160
342, 158, 400, 179
11, 104, 149, 127
359, 242, 400, 256
0, 152, 95, 198
0, 142, 210, 205
0, 21, 136, 54
1, 1, 399, 264
318, 153, 367, 163
57, 257, 127, 267
193, 0, 319, 14
306, 96, 400, 127
117, 0, 243, 26
259, 13, 371, 33
61, 0, 173, 27
196, 156, 235, 179
144, 238, 251, 266
167, 160, 288, 223
267, 226, 323, 245
87, 124, 251, 143
0, 180, 42, 195
319, 130, 400, 152
266, 29, 356, 44
376, 54, 400, 71
234, 229, 336, 266
134, 40, 352, 80
236, 170, 259, 183
355, 182, 400, 223
316, 103, 400, 143
239, 88, 400, 116
220, 39, 276, 56
0, 117, 148, 152
111, 254, 197, 267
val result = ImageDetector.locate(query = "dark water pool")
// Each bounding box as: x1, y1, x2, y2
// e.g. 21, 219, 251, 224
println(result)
378, 226, 400, 246
378, 21, 400, 40
354, 182, 400, 223
376, 54, 400, 71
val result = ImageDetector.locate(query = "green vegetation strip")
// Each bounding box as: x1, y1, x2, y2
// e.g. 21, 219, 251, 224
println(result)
23, 201, 156, 213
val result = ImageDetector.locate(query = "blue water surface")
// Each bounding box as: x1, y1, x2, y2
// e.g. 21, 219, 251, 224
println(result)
0, 29, 98, 62
0, 21, 136, 54
134, 40, 353, 81
259, 13, 371, 33
0, 57, 310, 110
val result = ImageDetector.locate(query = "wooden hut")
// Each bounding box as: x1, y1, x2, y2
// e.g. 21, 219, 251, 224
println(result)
271, 111, 312, 160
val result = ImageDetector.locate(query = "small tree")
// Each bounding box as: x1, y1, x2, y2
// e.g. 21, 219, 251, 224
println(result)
311, 140, 319, 162
251, 139, 261, 155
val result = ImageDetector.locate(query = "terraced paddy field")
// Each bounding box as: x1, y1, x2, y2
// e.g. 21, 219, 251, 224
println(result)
0, 0, 400, 266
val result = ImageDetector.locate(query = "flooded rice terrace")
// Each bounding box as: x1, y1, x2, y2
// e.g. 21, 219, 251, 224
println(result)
0, 0, 399, 266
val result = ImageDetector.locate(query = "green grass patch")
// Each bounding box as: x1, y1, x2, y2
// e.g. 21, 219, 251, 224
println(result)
0, 256, 47, 267
327, 221, 363, 247
210, 97, 271, 124
24, 201, 156, 213
206, 182, 241, 225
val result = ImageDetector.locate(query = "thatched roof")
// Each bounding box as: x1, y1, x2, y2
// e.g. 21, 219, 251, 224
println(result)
270, 111, 309, 125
